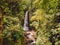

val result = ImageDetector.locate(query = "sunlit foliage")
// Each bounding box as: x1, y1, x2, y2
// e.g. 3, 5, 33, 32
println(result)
0, 0, 60, 45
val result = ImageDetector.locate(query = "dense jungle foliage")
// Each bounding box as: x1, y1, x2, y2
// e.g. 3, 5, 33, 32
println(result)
0, 0, 60, 45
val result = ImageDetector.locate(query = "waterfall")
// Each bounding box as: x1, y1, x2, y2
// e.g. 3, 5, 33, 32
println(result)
24, 10, 29, 31
24, 10, 36, 45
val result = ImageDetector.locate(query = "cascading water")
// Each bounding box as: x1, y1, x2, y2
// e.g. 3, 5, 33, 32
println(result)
24, 10, 36, 45
24, 10, 29, 31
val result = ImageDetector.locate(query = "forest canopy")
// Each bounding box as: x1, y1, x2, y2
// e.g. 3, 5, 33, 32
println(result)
0, 0, 60, 45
